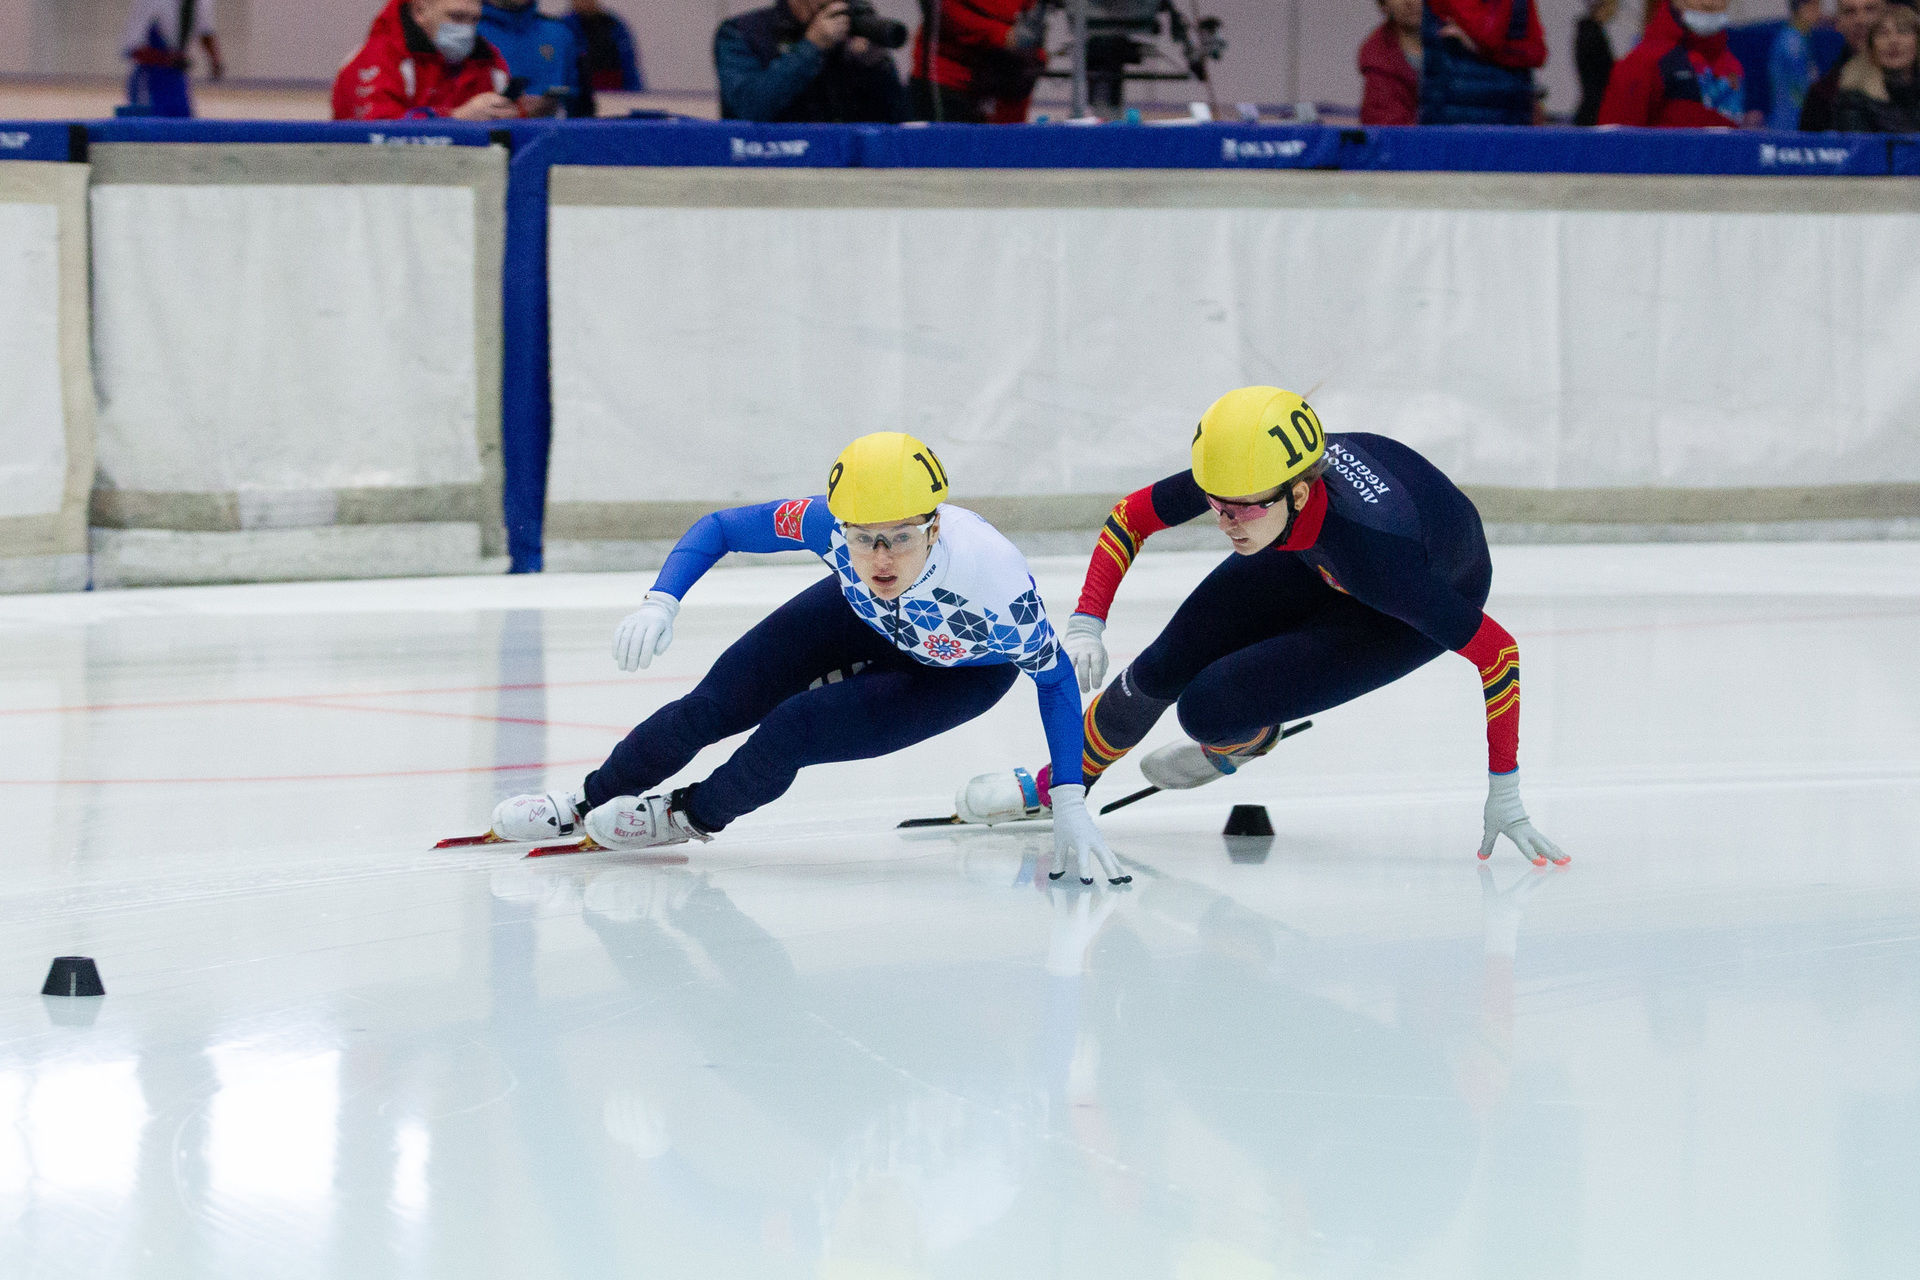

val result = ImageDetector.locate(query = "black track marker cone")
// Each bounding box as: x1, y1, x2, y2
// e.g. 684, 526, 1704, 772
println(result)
1222, 805, 1275, 838
42, 956, 105, 998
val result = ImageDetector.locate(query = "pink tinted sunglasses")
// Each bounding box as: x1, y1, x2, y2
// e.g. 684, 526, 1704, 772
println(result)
1204, 492, 1284, 522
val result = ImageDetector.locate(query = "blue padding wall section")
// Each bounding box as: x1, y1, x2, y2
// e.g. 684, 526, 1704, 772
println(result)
500, 121, 860, 571
82, 118, 504, 147
858, 122, 1341, 169
1888, 137, 1920, 176
1346, 124, 1892, 176
0, 122, 85, 162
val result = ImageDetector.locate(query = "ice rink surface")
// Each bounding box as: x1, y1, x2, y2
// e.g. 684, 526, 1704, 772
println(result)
2, 542, 1918, 1280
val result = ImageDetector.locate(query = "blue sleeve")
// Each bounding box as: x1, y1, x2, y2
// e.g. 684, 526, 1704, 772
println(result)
553, 25, 580, 97
714, 22, 824, 121
650, 497, 833, 599
1031, 660, 1087, 788
1768, 32, 1797, 126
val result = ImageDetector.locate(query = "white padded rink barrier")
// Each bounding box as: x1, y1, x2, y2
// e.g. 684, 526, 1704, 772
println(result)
546, 169, 1920, 556
86, 143, 507, 586
0, 161, 92, 594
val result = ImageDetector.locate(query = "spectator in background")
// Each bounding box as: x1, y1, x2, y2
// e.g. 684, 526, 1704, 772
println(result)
1802, 0, 1886, 127
911, 0, 1047, 123
715, 0, 909, 122
333, 0, 518, 121
1359, 0, 1422, 126
123, 0, 224, 118
1420, 1, 1549, 125
1769, 0, 1827, 128
567, 0, 644, 118
1573, 0, 1620, 125
1598, 0, 1744, 126
1833, 3, 1920, 128
479, 0, 577, 117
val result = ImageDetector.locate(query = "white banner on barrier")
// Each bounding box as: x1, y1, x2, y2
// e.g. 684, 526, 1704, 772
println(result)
90, 184, 483, 495
549, 203, 1920, 505
0, 202, 67, 520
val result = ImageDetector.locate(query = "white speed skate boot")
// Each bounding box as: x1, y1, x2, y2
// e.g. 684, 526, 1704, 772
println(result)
954, 766, 1051, 826
491, 790, 588, 841
1139, 743, 1233, 791
1141, 724, 1295, 792
584, 790, 714, 851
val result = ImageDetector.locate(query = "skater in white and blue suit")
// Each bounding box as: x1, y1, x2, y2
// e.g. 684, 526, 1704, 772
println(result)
488, 432, 1126, 884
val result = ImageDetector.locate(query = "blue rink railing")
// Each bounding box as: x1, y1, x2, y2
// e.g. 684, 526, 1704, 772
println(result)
7, 116, 1918, 571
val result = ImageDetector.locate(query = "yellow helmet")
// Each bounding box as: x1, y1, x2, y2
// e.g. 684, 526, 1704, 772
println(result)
826, 432, 951, 525
1190, 386, 1326, 497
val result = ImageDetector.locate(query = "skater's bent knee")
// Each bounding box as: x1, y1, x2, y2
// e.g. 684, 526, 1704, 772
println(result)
1175, 689, 1255, 746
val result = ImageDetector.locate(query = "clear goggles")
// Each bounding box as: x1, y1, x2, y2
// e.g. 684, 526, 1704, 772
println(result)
844, 518, 935, 555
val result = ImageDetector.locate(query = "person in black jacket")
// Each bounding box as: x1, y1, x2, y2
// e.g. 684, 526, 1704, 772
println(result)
1573, 0, 1619, 125
1802, 0, 1887, 129
714, 0, 909, 122
1833, 3, 1920, 129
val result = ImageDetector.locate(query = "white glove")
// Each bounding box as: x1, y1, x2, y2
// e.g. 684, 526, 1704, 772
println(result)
1047, 784, 1130, 885
1478, 771, 1568, 867
1063, 613, 1109, 692
612, 591, 680, 671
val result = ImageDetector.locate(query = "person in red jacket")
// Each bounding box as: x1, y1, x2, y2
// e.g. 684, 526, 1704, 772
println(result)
910, 0, 1046, 123
1359, 0, 1423, 125
333, 0, 521, 122
1598, 0, 1744, 126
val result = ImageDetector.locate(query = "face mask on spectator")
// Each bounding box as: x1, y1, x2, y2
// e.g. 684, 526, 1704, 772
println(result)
434, 20, 478, 62
1679, 9, 1731, 35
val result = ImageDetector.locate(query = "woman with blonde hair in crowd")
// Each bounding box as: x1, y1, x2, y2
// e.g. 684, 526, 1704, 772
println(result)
1833, 3, 1920, 130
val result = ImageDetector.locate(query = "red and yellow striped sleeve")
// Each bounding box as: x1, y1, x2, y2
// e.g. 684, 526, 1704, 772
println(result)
1074, 486, 1167, 620
1074, 469, 1221, 619
1456, 614, 1520, 774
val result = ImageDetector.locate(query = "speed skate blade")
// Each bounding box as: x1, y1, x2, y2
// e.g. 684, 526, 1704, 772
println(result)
897, 815, 965, 829
526, 837, 604, 858
435, 832, 507, 848
1099, 786, 1160, 816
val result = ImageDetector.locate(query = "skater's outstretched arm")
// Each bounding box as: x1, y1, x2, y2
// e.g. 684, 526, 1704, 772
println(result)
653, 497, 835, 598
1074, 471, 1210, 622
961, 564, 1126, 885
1062, 471, 1211, 690
1304, 534, 1565, 866
614, 498, 836, 672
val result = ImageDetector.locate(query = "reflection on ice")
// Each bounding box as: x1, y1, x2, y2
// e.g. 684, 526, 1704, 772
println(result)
206, 1046, 341, 1211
